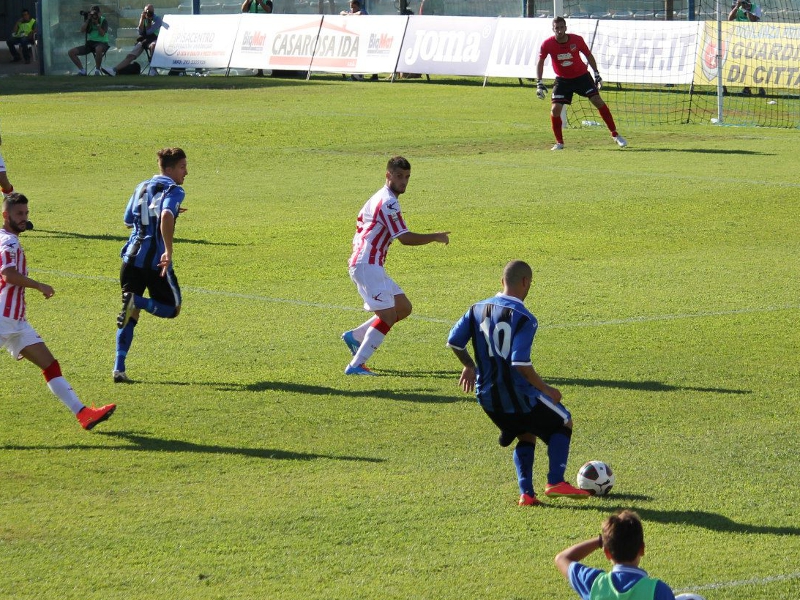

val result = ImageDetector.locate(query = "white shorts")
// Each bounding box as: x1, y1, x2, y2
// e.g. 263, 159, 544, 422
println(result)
0, 317, 43, 360
349, 264, 403, 311
0, 150, 6, 173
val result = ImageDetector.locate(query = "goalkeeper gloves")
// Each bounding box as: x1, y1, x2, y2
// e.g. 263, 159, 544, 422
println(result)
594, 72, 603, 90
536, 80, 547, 100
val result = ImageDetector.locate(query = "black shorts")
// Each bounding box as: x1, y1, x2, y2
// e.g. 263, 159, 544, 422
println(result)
75, 40, 110, 56
552, 72, 599, 105
120, 262, 181, 308
482, 399, 570, 445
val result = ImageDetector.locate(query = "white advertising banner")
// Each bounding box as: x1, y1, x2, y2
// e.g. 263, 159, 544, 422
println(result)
231, 14, 323, 71
485, 18, 553, 79
309, 16, 408, 74
152, 14, 240, 70
152, 14, 706, 84
396, 15, 498, 76
591, 20, 703, 84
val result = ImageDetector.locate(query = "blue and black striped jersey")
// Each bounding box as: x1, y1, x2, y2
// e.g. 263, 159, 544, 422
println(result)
447, 293, 542, 414
120, 174, 184, 270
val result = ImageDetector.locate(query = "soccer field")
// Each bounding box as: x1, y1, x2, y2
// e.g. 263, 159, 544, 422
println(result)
1, 76, 799, 600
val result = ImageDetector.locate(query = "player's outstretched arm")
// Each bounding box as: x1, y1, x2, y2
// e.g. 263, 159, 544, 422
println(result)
397, 231, 450, 246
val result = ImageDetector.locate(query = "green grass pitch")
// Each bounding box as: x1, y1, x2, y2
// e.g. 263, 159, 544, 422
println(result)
1, 76, 799, 600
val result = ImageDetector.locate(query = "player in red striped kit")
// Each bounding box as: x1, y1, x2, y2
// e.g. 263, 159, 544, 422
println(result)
342, 156, 450, 375
536, 17, 627, 151
1, 193, 115, 429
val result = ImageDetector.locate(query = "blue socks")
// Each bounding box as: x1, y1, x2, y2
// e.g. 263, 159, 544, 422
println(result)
133, 295, 177, 318
513, 441, 536, 496
114, 318, 137, 372
547, 431, 571, 485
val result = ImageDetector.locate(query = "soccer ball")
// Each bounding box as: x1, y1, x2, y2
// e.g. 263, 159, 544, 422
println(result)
576, 461, 615, 496
675, 595, 707, 600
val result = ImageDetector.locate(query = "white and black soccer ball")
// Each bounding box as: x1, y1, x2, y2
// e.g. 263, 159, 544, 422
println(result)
576, 461, 615, 496
675, 594, 707, 600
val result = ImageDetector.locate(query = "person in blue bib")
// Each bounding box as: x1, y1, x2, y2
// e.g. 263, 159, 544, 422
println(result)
555, 510, 676, 600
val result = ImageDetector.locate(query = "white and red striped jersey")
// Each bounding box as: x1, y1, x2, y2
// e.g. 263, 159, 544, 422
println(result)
348, 185, 409, 267
0, 228, 26, 321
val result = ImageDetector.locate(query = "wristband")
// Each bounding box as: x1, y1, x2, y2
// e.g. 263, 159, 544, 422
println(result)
1, 185, 13, 194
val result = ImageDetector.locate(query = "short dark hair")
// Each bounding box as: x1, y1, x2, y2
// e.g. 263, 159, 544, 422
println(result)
602, 510, 645, 563
387, 156, 411, 172
503, 260, 532, 287
157, 147, 187, 170
3, 192, 29, 212
553, 16, 566, 25
21, 8, 31, 14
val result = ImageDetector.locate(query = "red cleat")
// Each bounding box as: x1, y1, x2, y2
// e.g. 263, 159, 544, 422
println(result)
518, 493, 543, 506
544, 481, 591, 499
77, 404, 116, 430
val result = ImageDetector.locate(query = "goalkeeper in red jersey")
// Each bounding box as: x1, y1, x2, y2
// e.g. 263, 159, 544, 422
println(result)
535, 17, 627, 151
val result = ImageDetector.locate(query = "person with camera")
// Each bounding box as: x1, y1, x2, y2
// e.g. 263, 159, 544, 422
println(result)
67, 4, 110, 75
102, 4, 162, 76
6, 8, 36, 65
729, 0, 761, 21
729, 0, 765, 96
241, 0, 273, 13
241, 0, 272, 76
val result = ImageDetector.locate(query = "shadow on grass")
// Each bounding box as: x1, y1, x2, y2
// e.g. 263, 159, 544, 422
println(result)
2, 430, 383, 463
373, 369, 455, 379
32, 228, 238, 246
549, 377, 749, 395
206, 380, 460, 403
551, 504, 800, 536
629, 148, 774, 156
0, 75, 329, 97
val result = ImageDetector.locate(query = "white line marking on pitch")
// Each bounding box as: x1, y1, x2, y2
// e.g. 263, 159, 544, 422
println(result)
675, 571, 800, 594
33, 269, 799, 328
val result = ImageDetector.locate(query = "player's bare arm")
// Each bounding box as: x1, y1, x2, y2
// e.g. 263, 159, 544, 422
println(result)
159, 209, 176, 277
396, 231, 450, 246
536, 55, 545, 81
554, 536, 603, 578
450, 346, 476, 393
515, 364, 561, 402
1, 266, 55, 298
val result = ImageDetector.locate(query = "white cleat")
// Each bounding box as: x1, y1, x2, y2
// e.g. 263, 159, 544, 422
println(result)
614, 134, 628, 148
551, 143, 564, 151
112, 370, 133, 383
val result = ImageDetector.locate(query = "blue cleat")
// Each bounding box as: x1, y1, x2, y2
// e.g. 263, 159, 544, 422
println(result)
341, 330, 361, 356
344, 364, 377, 376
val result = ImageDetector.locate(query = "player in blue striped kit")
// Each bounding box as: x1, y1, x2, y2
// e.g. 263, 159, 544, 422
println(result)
447, 260, 590, 505
113, 148, 188, 383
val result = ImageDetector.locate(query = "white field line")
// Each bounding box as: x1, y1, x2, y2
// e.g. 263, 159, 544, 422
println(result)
675, 571, 800, 594
33, 269, 799, 328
